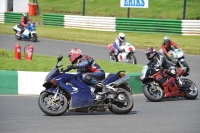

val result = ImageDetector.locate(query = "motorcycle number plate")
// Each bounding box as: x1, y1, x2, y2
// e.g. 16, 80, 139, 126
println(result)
175, 49, 182, 58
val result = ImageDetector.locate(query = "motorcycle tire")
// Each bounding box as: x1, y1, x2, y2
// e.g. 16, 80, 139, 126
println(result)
38, 91, 68, 116
15, 33, 22, 40
127, 54, 137, 64
184, 79, 198, 100
108, 88, 133, 114
109, 52, 117, 62
143, 83, 164, 102
31, 33, 37, 42
181, 61, 190, 72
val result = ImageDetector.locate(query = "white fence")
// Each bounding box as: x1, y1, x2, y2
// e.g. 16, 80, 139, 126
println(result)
64, 15, 116, 32
0, 12, 4, 23
182, 20, 200, 36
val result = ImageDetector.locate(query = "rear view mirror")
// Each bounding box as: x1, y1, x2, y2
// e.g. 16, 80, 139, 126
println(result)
57, 55, 63, 61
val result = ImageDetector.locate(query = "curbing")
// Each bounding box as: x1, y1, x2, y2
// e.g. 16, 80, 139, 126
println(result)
0, 70, 143, 95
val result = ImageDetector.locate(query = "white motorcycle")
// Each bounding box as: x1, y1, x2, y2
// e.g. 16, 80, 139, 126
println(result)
13, 22, 37, 42
159, 48, 190, 72
108, 42, 137, 64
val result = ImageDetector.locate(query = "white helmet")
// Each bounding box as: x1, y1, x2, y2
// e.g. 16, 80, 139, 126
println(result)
163, 36, 170, 45
22, 13, 28, 18
118, 32, 125, 41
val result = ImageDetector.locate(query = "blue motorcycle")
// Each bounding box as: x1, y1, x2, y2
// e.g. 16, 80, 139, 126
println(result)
38, 55, 134, 116
13, 22, 37, 42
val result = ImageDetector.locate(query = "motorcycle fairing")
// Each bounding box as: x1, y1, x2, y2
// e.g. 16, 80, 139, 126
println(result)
162, 77, 185, 97
22, 29, 29, 38
53, 73, 95, 109
31, 31, 36, 35
102, 73, 118, 85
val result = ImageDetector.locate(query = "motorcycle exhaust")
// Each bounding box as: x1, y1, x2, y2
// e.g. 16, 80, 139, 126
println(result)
114, 76, 131, 86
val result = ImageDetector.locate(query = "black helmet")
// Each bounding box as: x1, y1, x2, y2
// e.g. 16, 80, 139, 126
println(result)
145, 47, 157, 60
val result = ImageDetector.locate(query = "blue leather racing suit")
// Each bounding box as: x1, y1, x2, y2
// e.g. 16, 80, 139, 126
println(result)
75, 55, 105, 85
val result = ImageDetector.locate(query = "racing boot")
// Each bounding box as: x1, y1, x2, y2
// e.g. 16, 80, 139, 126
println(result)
114, 54, 118, 62
94, 83, 109, 103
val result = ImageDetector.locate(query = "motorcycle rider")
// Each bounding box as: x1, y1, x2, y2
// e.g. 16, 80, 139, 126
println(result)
161, 36, 180, 59
64, 48, 108, 101
145, 47, 189, 89
111, 32, 126, 62
18, 13, 31, 36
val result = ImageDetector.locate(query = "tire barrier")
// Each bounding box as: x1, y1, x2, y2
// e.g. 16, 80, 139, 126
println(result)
0, 12, 4, 24
4, 12, 22, 24
1, 12, 200, 35
0, 70, 18, 94
116, 18, 182, 34
43, 14, 64, 27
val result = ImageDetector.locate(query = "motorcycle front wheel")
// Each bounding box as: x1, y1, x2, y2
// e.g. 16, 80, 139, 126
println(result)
143, 83, 164, 102
38, 91, 68, 116
184, 79, 198, 100
108, 88, 133, 114
181, 61, 190, 72
31, 33, 37, 42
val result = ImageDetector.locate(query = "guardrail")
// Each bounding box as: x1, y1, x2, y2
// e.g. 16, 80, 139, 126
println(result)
2, 13, 199, 36
182, 20, 200, 36
43, 14, 64, 27
64, 15, 116, 31
0, 12, 4, 23
116, 18, 182, 34
4, 12, 22, 24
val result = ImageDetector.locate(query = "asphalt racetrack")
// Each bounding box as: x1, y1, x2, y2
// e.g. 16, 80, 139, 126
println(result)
0, 34, 200, 133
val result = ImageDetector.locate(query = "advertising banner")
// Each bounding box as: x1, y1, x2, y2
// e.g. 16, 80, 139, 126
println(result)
120, 0, 149, 8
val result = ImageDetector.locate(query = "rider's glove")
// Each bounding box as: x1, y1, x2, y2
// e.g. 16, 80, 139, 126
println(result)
61, 68, 66, 73
66, 64, 77, 70
167, 53, 172, 59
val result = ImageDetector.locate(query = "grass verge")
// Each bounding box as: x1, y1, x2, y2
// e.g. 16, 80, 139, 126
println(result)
0, 49, 143, 73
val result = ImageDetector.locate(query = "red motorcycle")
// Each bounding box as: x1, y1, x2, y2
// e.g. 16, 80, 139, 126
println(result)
140, 62, 198, 102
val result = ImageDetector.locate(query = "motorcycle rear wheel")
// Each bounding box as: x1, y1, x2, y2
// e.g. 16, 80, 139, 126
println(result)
184, 79, 198, 100
126, 54, 137, 64
108, 88, 133, 114
109, 52, 117, 62
15, 33, 22, 40
38, 91, 68, 116
143, 83, 164, 102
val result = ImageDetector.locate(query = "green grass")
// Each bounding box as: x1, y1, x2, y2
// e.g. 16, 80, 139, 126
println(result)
31, 0, 200, 19
1, 0, 200, 72
0, 49, 143, 73
28, 0, 200, 25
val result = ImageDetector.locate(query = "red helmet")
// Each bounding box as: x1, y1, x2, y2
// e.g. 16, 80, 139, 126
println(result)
68, 48, 82, 63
